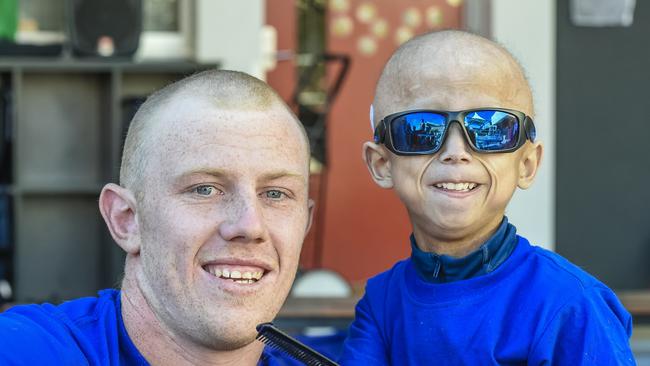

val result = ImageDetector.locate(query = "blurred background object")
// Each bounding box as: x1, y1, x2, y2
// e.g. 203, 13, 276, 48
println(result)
0, 0, 18, 42
570, 0, 636, 27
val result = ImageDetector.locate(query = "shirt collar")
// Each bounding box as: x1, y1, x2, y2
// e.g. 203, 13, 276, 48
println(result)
410, 217, 517, 283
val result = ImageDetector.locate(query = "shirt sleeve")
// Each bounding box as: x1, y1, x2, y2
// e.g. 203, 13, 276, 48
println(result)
529, 284, 635, 365
338, 291, 390, 365
0, 307, 88, 365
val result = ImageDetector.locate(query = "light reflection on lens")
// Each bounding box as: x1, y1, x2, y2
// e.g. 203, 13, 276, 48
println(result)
391, 112, 446, 153
464, 110, 519, 150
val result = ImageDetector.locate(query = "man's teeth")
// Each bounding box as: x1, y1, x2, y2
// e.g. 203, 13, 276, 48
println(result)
434, 182, 478, 191
206, 266, 263, 283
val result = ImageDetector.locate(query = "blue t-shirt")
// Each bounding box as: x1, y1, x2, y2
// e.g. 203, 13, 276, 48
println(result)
0, 289, 298, 365
340, 236, 636, 365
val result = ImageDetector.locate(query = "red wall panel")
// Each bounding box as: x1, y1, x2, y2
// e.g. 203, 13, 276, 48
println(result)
266, 0, 463, 284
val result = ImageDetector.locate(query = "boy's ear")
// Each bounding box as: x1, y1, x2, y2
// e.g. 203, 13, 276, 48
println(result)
363, 141, 394, 189
99, 183, 141, 255
517, 142, 543, 189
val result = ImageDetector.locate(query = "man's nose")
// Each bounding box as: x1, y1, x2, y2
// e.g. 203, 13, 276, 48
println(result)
218, 194, 267, 244
438, 122, 473, 163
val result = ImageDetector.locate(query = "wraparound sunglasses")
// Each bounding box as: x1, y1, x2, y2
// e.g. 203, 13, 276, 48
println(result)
373, 108, 536, 155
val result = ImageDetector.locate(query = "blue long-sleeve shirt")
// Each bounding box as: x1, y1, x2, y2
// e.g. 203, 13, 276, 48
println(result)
340, 236, 635, 365
0, 289, 300, 365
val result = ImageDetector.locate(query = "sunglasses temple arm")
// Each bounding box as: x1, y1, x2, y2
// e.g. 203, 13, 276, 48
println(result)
374, 120, 384, 143
524, 117, 537, 142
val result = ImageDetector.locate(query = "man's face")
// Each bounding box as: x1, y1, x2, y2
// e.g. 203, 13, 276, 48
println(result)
375, 72, 536, 246
133, 97, 311, 350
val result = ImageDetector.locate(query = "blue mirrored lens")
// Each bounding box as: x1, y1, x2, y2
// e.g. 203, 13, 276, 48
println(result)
464, 110, 519, 150
390, 112, 446, 153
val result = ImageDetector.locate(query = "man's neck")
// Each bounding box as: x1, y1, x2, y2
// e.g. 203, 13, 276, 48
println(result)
412, 216, 503, 257
120, 270, 265, 366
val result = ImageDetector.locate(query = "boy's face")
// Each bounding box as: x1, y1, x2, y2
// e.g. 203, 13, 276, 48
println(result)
365, 76, 542, 252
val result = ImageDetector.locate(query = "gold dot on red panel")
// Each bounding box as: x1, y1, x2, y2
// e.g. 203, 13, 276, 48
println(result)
371, 18, 389, 39
446, 0, 463, 7
403, 7, 422, 28
331, 15, 354, 38
356, 2, 377, 24
426, 6, 443, 28
395, 26, 414, 46
329, 0, 350, 13
358, 35, 378, 56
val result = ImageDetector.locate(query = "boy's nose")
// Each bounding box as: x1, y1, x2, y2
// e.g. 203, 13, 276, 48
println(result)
438, 123, 473, 163
218, 195, 267, 244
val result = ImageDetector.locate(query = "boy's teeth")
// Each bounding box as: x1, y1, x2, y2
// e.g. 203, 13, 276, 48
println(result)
435, 182, 477, 191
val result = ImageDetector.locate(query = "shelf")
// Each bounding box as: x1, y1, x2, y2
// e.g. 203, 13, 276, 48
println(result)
618, 290, 650, 317
0, 186, 13, 195
2, 61, 218, 302
278, 295, 360, 319
0, 58, 218, 73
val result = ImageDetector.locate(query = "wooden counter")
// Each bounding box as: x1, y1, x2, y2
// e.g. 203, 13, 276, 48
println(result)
618, 291, 650, 317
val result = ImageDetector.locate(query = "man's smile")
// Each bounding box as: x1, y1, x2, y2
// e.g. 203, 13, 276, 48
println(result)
202, 264, 266, 284
199, 257, 275, 291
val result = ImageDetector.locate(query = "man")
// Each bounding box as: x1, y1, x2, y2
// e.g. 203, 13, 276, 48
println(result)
0, 70, 314, 365
340, 30, 634, 364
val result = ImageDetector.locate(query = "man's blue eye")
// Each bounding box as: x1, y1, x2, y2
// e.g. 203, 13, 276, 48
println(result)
195, 186, 216, 196
266, 190, 284, 199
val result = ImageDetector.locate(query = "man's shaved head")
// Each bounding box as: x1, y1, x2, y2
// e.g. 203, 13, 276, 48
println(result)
373, 30, 533, 124
120, 69, 308, 195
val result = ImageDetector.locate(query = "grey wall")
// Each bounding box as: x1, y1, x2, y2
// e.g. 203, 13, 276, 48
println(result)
490, 0, 556, 252
557, 0, 650, 289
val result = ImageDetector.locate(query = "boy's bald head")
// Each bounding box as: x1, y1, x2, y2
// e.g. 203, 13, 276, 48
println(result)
373, 30, 533, 125
120, 69, 307, 195
364, 30, 543, 257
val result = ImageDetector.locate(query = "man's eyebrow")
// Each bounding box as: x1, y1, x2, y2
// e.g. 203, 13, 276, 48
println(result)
259, 171, 305, 181
173, 169, 304, 181
174, 169, 228, 181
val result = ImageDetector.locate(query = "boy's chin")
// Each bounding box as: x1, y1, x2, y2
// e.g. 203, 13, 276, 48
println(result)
421, 211, 495, 237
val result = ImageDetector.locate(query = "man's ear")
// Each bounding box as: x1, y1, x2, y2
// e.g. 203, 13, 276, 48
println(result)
363, 141, 394, 189
99, 183, 141, 255
517, 142, 543, 189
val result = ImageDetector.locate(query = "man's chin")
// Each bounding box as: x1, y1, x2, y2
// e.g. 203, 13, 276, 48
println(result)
192, 326, 260, 351
209, 333, 258, 352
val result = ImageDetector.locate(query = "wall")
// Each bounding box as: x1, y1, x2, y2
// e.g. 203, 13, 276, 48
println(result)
556, 0, 650, 289
195, 0, 265, 77
321, 0, 463, 283
490, 0, 557, 250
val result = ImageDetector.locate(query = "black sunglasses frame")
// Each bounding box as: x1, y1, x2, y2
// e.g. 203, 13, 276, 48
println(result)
374, 108, 537, 155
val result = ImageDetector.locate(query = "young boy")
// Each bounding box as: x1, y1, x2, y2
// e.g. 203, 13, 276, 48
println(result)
340, 30, 635, 365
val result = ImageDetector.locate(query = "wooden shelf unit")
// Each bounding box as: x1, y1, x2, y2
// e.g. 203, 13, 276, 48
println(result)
0, 59, 216, 302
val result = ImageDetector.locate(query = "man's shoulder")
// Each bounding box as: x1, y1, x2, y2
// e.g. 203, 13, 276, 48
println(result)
0, 289, 122, 364
2, 289, 119, 328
